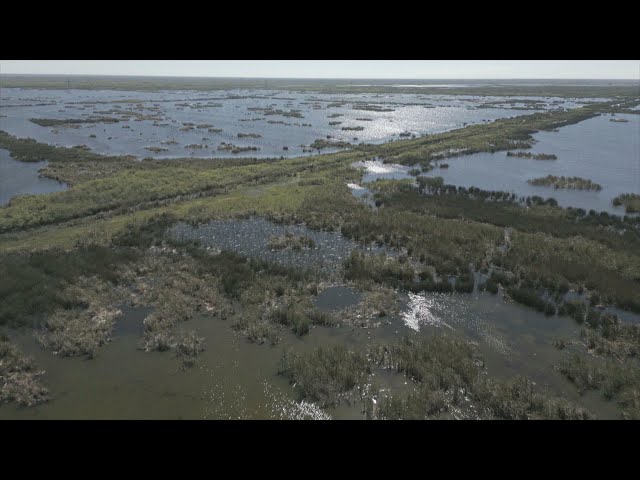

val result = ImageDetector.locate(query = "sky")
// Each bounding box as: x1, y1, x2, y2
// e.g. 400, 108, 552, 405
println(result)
0, 60, 638, 79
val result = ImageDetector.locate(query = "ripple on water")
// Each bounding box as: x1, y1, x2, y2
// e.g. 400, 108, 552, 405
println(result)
263, 382, 331, 420
401, 292, 512, 356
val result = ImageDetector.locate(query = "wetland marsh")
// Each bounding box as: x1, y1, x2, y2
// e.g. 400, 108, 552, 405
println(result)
1, 76, 639, 420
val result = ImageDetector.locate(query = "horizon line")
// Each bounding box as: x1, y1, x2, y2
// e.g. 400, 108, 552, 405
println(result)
1, 73, 638, 81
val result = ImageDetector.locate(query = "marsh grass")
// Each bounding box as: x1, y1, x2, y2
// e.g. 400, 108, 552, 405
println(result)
174, 330, 205, 368
342, 285, 399, 327
368, 335, 593, 419
0, 245, 136, 327
232, 316, 281, 345
506, 287, 556, 316
558, 353, 640, 419
344, 251, 415, 290
270, 305, 311, 336
278, 345, 370, 407
37, 306, 122, 358
0, 335, 49, 407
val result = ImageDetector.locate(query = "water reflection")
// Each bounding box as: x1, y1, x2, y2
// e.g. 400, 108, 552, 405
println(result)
419, 113, 639, 214
0, 87, 594, 159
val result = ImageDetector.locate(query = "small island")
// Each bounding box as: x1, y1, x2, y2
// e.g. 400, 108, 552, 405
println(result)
145, 146, 169, 153
217, 142, 259, 153
309, 138, 351, 150
527, 175, 602, 191
507, 152, 557, 160
268, 232, 315, 250
613, 193, 640, 213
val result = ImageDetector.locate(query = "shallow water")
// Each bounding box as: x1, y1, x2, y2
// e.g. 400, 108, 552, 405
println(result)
0, 148, 67, 205
0, 214, 628, 418
419, 113, 640, 214
314, 285, 362, 311
0, 282, 621, 419
398, 289, 620, 417
168, 217, 391, 279
0, 88, 595, 160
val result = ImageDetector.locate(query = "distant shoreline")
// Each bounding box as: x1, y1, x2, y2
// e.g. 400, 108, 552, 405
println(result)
2, 74, 638, 96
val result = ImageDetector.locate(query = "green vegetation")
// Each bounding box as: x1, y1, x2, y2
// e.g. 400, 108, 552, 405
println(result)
367, 180, 640, 312
367, 335, 593, 419
278, 345, 370, 407
506, 287, 556, 316
559, 354, 639, 419
0, 245, 135, 327
527, 175, 602, 191
613, 193, 640, 213
344, 252, 415, 290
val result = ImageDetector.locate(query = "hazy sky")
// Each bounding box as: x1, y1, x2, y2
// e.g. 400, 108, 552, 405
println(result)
1, 60, 638, 79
